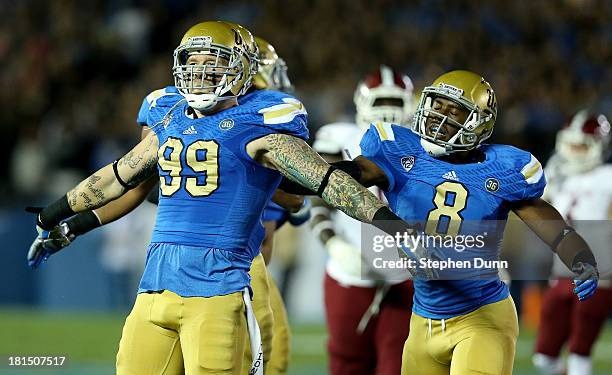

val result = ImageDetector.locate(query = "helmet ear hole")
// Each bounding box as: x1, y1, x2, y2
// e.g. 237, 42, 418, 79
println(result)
464, 112, 479, 131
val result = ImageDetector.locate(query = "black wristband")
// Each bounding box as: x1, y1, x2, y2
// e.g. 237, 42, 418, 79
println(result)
551, 226, 575, 251
64, 211, 102, 236
317, 166, 338, 197
39, 195, 75, 230
572, 249, 597, 268
371, 206, 416, 237
331, 160, 362, 182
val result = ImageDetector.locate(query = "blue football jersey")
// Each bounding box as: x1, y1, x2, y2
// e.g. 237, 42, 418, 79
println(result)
136, 86, 181, 126
137, 88, 308, 297
360, 123, 546, 319
243, 89, 299, 228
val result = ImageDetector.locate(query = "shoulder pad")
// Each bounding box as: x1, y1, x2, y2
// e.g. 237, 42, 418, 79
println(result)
258, 97, 307, 125
370, 121, 397, 141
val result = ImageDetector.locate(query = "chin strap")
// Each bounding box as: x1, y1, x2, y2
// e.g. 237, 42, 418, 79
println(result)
185, 93, 237, 112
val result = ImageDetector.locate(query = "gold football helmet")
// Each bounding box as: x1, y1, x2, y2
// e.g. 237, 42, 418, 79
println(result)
414, 70, 497, 156
172, 21, 254, 111
221, 21, 259, 93
252, 36, 293, 92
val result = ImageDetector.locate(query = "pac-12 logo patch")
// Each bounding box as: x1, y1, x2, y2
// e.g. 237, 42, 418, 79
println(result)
485, 178, 500, 192
219, 118, 234, 130
400, 156, 415, 172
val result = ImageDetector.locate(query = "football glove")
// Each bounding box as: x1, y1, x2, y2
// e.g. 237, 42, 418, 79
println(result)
27, 222, 75, 269
572, 261, 599, 301
397, 240, 439, 280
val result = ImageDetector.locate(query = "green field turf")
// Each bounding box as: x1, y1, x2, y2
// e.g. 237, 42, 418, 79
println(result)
0, 308, 610, 374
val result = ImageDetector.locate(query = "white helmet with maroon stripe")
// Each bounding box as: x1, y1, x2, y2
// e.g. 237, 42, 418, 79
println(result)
556, 109, 611, 173
353, 65, 415, 131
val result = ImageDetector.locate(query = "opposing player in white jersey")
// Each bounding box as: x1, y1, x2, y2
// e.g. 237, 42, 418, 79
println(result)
534, 110, 612, 375
310, 65, 415, 375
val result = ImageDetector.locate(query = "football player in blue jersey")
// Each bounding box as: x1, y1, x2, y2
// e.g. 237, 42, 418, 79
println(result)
27, 30, 302, 375
27, 21, 414, 375
281, 70, 600, 375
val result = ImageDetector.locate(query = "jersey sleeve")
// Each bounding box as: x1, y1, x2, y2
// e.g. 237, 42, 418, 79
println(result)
136, 96, 151, 126
518, 153, 547, 200
498, 147, 547, 202
359, 123, 399, 191
139, 87, 182, 127
256, 96, 309, 140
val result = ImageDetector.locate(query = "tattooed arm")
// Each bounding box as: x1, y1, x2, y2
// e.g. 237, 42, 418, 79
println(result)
37, 132, 159, 229
247, 133, 385, 223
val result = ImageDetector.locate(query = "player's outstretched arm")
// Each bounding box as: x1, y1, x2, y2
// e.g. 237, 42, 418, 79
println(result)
278, 155, 389, 194
512, 198, 599, 301
36, 132, 159, 230
247, 133, 414, 248
27, 129, 159, 268
251, 133, 384, 223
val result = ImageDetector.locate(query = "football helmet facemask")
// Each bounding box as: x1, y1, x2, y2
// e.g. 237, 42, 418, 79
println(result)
173, 21, 254, 111
354, 65, 415, 131
414, 70, 497, 156
252, 36, 293, 93
556, 110, 611, 173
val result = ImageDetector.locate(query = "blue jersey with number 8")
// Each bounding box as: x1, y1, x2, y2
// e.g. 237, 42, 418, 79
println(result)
360, 123, 545, 319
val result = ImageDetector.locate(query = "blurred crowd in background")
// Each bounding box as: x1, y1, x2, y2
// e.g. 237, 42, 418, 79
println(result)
0, 1, 609, 335
2, 0, 611, 205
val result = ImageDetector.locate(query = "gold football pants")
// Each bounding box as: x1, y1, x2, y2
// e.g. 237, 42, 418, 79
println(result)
267, 269, 291, 375
402, 296, 518, 375
116, 289, 246, 375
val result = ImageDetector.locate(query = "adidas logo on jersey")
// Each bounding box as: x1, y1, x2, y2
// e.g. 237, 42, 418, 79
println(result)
183, 126, 197, 135
442, 171, 459, 181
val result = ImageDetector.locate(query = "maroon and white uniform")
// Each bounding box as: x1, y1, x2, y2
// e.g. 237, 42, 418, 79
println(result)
312, 65, 415, 375
534, 110, 612, 375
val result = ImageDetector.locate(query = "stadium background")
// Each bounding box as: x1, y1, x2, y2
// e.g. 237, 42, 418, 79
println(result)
1, 0, 611, 373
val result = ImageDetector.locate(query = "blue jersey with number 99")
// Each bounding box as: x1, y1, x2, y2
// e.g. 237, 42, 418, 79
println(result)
136, 87, 308, 297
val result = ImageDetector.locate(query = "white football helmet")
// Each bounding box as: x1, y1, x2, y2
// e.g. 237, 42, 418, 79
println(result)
353, 65, 415, 131
555, 109, 611, 173
312, 122, 361, 155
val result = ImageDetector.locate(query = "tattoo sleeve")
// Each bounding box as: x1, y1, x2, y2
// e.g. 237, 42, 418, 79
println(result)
66, 133, 159, 213
117, 132, 159, 186
263, 133, 384, 223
